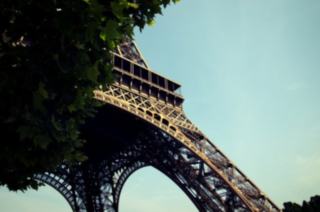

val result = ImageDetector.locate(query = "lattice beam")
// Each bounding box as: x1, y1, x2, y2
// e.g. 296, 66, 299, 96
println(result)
35, 39, 280, 212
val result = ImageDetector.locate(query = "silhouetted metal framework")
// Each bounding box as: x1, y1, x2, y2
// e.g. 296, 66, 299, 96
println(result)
35, 40, 280, 212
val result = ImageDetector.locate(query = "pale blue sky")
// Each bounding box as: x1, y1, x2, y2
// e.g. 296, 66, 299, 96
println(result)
1, 0, 320, 211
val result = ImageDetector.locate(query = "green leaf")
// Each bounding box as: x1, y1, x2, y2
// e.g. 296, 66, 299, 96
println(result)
34, 135, 51, 149
67, 104, 77, 113
51, 116, 62, 131
33, 93, 45, 113
82, 0, 91, 4
17, 126, 34, 140
75, 42, 85, 50
38, 82, 48, 99
127, 2, 139, 9
99, 32, 107, 41
33, 82, 48, 113
100, 20, 120, 42
111, 2, 125, 18
147, 19, 156, 26
86, 62, 99, 82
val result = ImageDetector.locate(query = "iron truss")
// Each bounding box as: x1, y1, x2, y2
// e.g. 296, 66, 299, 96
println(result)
115, 37, 149, 68
35, 40, 280, 212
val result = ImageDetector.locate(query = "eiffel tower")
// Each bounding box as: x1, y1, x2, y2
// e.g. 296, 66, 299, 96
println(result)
35, 39, 280, 212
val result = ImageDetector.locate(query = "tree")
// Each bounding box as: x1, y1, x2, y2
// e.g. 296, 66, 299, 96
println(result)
283, 195, 320, 212
0, 0, 179, 191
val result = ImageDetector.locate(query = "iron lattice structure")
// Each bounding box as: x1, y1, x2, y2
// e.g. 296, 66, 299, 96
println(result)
35, 39, 280, 212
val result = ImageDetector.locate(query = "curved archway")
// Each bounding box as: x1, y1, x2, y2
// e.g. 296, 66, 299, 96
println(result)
119, 166, 197, 212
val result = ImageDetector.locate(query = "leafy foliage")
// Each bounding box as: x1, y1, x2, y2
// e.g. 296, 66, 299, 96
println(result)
0, 0, 179, 191
283, 195, 320, 212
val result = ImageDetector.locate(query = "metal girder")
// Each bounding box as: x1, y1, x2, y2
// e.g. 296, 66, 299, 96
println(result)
116, 37, 149, 68
35, 40, 280, 212
92, 82, 280, 212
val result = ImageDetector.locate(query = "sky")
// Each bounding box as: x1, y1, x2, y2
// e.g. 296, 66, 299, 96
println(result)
1, 0, 320, 211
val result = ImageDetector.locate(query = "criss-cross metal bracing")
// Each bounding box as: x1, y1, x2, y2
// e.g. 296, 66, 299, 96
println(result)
93, 83, 279, 212
36, 40, 280, 212
115, 38, 149, 68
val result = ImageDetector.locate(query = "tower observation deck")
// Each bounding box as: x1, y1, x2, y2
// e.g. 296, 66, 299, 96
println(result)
112, 52, 184, 106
